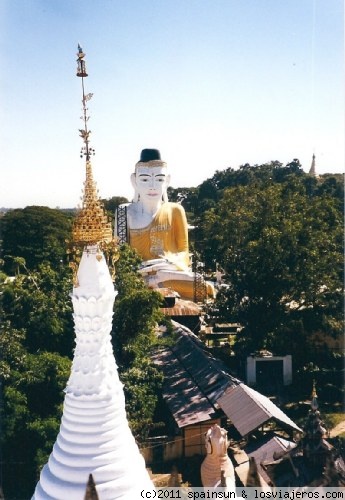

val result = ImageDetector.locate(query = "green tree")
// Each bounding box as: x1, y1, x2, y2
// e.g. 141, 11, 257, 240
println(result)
113, 244, 164, 364
167, 186, 199, 224
1, 262, 74, 356
1, 206, 72, 273
1, 352, 70, 498
0, 316, 70, 497
202, 177, 343, 360
101, 196, 129, 227
316, 174, 344, 209
121, 359, 163, 440
0, 260, 73, 497
112, 244, 166, 440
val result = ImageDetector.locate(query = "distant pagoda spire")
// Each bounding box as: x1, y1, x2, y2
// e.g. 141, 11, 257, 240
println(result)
303, 381, 328, 457
311, 379, 319, 411
309, 153, 317, 176
72, 45, 112, 246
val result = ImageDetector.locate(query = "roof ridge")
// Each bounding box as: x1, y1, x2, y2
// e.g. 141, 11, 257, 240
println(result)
242, 384, 302, 432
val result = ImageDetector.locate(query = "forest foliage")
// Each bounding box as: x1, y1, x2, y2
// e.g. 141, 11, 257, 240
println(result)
169, 162, 343, 362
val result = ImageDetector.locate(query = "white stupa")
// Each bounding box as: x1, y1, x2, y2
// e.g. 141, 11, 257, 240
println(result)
32, 46, 154, 499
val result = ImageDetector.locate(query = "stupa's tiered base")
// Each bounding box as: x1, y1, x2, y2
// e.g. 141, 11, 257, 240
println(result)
32, 250, 154, 499
33, 393, 152, 499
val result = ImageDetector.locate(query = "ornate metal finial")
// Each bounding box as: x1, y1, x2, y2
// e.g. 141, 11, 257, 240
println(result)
76, 44, 88, 77
68, 45, 119, 284
76, 45, 94, 161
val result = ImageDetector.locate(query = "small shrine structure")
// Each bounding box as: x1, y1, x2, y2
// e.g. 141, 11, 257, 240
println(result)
239, 383, 345, 487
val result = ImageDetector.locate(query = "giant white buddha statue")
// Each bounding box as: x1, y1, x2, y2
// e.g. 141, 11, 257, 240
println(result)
115, 148, 214, 301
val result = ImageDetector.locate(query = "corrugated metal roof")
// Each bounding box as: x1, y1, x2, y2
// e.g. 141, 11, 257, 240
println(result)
160, 299, 201, 316
152, 348, 216, 428
169, 322, 240, 403
152, 322, 239, 428
243, 434, 297, 485
233, 436, 297, 486
246, 434, 296, 461
218, 384, 302, 436
153, 322, 301, 436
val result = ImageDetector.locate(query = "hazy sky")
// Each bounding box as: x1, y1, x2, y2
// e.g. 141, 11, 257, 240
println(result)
1, 0, 343, 208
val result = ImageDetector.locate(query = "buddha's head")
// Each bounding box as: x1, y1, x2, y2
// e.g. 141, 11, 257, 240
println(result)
131, 149, 171, 203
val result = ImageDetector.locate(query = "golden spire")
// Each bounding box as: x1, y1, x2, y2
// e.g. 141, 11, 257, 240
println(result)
72, 161, 113, 245
72, 45, 113, 246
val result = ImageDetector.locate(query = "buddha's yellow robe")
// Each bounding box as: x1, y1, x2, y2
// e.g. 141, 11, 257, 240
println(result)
129, 202, 190, 267
129, 202, 215, 301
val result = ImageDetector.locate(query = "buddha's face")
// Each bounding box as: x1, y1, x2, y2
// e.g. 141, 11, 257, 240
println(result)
133, 166, 170, 202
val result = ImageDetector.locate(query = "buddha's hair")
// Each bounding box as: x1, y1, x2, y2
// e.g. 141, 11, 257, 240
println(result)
135, 160, 167, 170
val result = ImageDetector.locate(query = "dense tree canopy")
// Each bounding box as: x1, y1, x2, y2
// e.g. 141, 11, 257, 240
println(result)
1, 262, 74, 356
196, 170, 343, 361
101, 196, 129, 215
0, 266, 72, 497
1, 206, 73, 273
112, 244, 166, 440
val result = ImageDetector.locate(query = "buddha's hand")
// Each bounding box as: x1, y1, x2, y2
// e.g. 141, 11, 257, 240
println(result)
140, 258, 167, 268
139, 252, 190, 276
